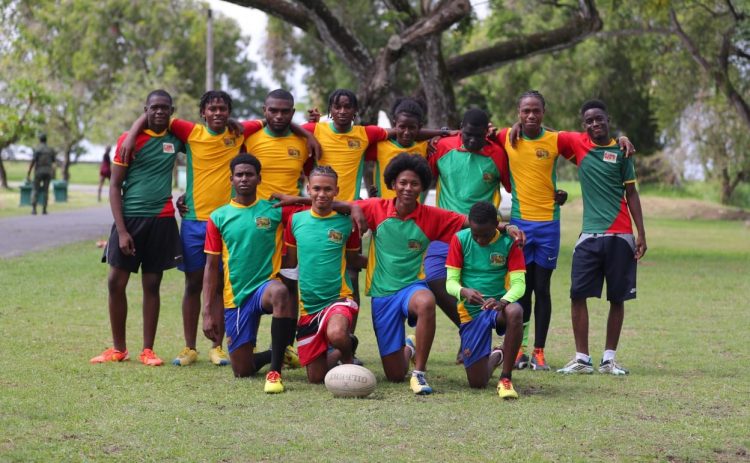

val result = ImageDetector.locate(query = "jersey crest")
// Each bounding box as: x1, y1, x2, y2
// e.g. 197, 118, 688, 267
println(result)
603, 151, 618, 163
490, 253, 506, 266
255, 217, 271, 229
328, 228, 344, 244
407, 239, 423, 252
535, 148, 550, 160
163, 143, 175, 154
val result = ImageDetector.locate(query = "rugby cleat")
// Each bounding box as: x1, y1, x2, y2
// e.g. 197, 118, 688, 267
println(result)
497, 378, 518, 399
208, 346, 230, 366
410, 371, 433, 395
283, 345, 301, 369
514, 349, 529, 370
599, 359, 629, 375
90, 347, 129, 364
530, 348, 550, 371
172, 347, 198, 366
556, 357, 594, 374
138, 348, 163, 366
264, 370, 285, 394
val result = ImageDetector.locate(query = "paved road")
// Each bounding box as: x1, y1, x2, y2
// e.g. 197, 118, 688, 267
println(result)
0, 204, 112, 258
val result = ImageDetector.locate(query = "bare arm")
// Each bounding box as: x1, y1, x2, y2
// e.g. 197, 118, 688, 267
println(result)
346, 249, 368, 270
285, 245, 298, 269
201, 253, 223, 343
625, 183, 647, 259
109, 164, 135, 256
290, 122, 322, 161
120, 114, 148, 163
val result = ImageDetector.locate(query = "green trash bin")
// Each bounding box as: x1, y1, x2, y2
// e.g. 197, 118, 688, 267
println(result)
53, 180, 68, 203
19, 181, 33, 206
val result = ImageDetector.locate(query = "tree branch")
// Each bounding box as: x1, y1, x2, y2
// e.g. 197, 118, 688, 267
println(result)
228, 0, 313, 33
446, 0, 602, 80
594, 28, 675, 38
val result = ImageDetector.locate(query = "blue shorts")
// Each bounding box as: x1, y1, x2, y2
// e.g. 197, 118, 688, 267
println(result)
179, 219, 207, 273
424, 241, 448, 282
371, 282, 428, 357
511, 218, 560, 269
459, 309, 501, 368
224, 281, 271, 353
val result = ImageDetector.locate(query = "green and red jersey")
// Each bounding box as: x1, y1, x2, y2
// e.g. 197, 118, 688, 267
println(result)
557, 132, 636, 234
355, 198, 466, 297
446, 229, 525, 323
428, 134, 511, 214
204, 199, 296, 309
170, 118, 263, 221
284, 210, 360, 316
302, 122, 389, 201
114, 129, 184, 217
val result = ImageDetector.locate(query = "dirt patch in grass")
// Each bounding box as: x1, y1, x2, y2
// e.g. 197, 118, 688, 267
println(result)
639, 197, 750, 221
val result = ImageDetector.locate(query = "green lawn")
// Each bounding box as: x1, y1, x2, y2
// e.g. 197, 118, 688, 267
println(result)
3, 160, 102, 185
1, 213, 749, 461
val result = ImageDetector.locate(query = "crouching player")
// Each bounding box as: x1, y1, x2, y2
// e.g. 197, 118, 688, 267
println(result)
283, 166, 364, 383
446, 201, 526, 399
202, 154, 299, 393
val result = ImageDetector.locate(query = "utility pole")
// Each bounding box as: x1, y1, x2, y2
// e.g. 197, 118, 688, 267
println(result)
206, 8, 214, 91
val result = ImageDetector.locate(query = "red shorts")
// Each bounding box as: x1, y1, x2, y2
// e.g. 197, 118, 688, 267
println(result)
296, 299, 358, 366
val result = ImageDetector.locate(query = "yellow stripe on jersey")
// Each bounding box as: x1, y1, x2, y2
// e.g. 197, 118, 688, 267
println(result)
245, 127, 309, 200
315, 123, 370, 201
503, 128, 561, 221
374, 139, 428, 200
221, 240, 237, 309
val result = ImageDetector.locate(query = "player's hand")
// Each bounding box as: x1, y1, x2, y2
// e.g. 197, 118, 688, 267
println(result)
426, 137, 440, 158
202, 307, 222, 343
270, 193, 300, 207
227, 118, 244, 137
460, 288, 485, 306
120, 133, 138, 163
307, 108, 321, 123
118, 231, 136, 256
554, 189, 568, 206
176, 194, 188, 217
503, 224, 526, 248
306, 134, 322, 161
619, 136, 635, 157
635, 234, 647, 260
509, 122, 522, 148
350, 205, 368, 235
485, 298, 509, 313
367, 185, 379, 198
487, 122, 499, 142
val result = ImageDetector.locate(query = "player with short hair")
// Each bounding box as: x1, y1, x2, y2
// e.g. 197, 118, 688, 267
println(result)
445, 201, 526, 399
365, 97, 430, 201
555, 99, 647, 375
91, 89, 184, 366
283, 165, 364, 383
201, 154, 299, 392
424, 108, 512, 359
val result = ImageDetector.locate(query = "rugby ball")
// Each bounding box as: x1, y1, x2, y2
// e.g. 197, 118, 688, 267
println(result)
324, 364, 377, 398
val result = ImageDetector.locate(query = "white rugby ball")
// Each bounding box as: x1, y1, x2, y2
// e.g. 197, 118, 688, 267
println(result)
324, 364, 377, 398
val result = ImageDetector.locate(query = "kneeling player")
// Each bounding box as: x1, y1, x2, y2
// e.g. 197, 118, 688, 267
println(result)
446, 201, 526, 399
284, 166, 364, 383
202, 154, 299, 393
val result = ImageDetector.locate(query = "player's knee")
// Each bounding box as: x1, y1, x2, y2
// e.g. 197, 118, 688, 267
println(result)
505, 303, 523, 325
232, 364, 256, 378
184, 273, 203, 295
385, 370, 407, 383
306, 368, 326, 384
412, 292, 436, 317
107, 271, 128, 294
327, 325, 350, 348
468, 377, 488, 389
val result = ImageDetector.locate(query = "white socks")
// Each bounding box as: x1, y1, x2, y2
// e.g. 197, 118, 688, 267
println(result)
602, 349, 616, 362
575, 352, 592, 363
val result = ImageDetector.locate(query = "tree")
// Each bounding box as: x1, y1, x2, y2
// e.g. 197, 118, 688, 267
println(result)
2, 0, 267, 181
229, 0, 604, 126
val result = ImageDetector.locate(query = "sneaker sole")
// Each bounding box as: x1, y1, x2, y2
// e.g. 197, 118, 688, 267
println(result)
557, 368, 594, 374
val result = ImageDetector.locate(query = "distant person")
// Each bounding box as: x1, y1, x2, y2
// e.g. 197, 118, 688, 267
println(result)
98, 146, 112, 202
90, 90, 184, 366
27, 133, 56, 215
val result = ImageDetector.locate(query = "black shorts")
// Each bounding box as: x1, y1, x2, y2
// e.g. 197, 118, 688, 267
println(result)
570, 233, 637, 303
103, 217, 182, 273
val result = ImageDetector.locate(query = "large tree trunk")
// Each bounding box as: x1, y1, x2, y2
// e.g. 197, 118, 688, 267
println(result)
412, 36, 459, 128
0, 157, 8, 189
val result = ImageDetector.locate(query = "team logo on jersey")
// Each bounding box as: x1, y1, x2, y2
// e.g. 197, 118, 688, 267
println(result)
163, 143, 175, 154
489, 253, 505, 266
223, 137, 236, 147
328, 229, 344, 244
347, 139, 361, 149
407, 239, 423, 252
536, 148, 550, 160
288, 147, 301, 159
482, 172, 495, 183
603, 151, 619, 163
255, 217, 271, 229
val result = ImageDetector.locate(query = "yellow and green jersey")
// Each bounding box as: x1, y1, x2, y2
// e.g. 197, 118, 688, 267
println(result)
244, 126, 310, 200
170, 118, 263, 221
365, 138, 428, 200
557, 132, 636, 234
114, 129, 183, 217
446, 229, 526, 323
284, 210, 360, 315
429, 134, 510, 214
204, 199, 295, 308
303, 122, 389, 201
498, 127, 562, 221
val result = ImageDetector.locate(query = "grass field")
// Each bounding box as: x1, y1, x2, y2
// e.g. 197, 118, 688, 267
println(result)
1, 207, 749, 461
